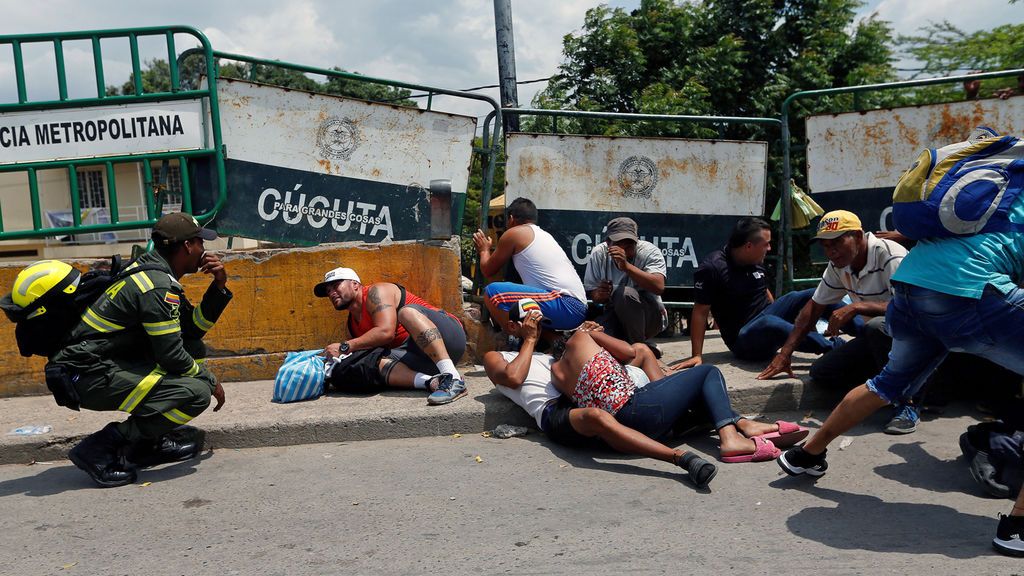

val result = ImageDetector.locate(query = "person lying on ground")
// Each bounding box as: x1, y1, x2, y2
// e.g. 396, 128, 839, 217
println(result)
314, 267, 468, 405
486, 310, 808, 482
483, 311, 718, 488
551, 325, 807, 465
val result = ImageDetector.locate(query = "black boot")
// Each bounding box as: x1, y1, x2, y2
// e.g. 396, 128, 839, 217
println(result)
68, 423, 137, 488
127, 426, 205, 469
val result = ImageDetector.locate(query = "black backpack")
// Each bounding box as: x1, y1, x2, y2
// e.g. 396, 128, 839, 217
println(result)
1, 255, 162, 358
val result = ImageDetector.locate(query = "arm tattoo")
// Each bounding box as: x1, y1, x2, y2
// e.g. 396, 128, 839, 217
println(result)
414, 327, 442, 349
368, 285, 394, 315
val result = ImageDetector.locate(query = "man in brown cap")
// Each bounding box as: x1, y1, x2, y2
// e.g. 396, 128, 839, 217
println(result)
50, 212, 232, 487
583, 217, 667, 345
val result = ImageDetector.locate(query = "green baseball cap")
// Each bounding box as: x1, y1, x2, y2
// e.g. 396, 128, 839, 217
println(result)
151, 212, 218, 246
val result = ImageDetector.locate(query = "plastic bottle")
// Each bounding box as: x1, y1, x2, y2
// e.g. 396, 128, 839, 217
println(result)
8, 425, 53, 435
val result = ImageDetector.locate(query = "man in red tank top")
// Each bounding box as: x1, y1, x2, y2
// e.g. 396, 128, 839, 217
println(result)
314, 267, 468, 405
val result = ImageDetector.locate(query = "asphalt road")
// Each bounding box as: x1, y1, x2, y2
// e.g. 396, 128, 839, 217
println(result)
0, 409, 1019, 575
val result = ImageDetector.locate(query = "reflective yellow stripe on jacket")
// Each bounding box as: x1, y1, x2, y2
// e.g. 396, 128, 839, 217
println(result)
118, 367, 166, 413
143, 319, 181, 336
192, 306, 215, 332
81, 308, 125, 333
125, 264, 155, 293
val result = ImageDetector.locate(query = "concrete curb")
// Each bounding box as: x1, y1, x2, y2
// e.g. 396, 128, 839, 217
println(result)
0, 372, 843, 466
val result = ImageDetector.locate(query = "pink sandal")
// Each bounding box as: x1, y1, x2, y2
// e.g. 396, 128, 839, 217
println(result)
721, 436, 781, 463
756, 420, 809, 449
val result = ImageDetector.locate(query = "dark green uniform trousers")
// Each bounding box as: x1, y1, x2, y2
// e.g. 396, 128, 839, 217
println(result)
74, 356, 214, 443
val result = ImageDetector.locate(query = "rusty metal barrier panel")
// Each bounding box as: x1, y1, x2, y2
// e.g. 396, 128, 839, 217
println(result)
201, 78, 477, 244
805, 97, 1024, 232
505, 133, 768, 287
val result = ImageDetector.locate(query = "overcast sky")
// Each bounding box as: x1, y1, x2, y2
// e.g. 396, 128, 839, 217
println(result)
0, 0, 1019, 125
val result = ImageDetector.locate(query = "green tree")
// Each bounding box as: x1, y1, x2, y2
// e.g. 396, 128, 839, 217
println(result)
898, 21, 1024, 101
108, 57, 417, 107
527, 0, 900, 281
530, 0, 898, 141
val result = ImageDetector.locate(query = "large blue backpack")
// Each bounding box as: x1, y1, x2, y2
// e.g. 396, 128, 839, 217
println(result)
892, 126, 1024, 240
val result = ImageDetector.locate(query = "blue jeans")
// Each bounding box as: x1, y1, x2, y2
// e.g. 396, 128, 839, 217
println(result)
615, 365, 739, 440
732, 288, 854, 361
868, 282, 1024, 404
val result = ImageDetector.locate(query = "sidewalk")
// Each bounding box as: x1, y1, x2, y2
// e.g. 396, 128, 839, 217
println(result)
0, 333, 842, 465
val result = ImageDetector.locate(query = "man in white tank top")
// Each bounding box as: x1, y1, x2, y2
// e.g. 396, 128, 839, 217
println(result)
473, 197, 587, 331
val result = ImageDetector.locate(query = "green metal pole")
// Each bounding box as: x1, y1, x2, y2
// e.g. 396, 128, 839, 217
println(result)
68, 166, 82, 227
54, 40, 68, 101
129, 33, 143, 95
91, 36, 105, 97
780, 97, 794, 294
202, 48, 228, 222
27, 168, 41, 231
105, 162, 119, 224
142, 161, 156, 220
12, 40, 27, 103
166, 32, 180, 91
179, 157, 192, 213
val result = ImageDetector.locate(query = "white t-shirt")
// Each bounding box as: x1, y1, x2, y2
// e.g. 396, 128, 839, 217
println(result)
511, 224, 587, 302
494, 352, 653, 428
812, 233, 907, 305
494, 352, 559, 428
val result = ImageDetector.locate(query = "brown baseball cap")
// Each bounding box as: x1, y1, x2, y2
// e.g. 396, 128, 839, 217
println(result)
151, 212, 218, 246
605, 217, 639, 243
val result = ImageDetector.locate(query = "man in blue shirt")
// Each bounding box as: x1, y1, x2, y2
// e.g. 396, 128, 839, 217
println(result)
778, 193, 1024, 556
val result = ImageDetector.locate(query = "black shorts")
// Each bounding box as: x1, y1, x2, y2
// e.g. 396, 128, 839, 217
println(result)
387, 304, 467, 374
540, 396, 590, 447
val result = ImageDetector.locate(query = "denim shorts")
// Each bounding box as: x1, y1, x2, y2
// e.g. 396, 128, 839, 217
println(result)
867, 282, 1024, 404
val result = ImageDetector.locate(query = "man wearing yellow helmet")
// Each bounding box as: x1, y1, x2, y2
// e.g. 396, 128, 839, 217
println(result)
49, 212, 232, 487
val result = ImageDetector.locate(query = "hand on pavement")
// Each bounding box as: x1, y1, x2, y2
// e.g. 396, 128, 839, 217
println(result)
757, 353, 794, 380
212, 382, 226, 411
671, 355, 702, 371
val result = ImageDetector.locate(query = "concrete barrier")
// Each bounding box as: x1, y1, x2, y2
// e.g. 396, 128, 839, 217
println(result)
0, 238, 466, 397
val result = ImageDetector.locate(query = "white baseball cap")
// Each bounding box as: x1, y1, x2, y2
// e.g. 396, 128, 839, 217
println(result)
313, 267, 361, 297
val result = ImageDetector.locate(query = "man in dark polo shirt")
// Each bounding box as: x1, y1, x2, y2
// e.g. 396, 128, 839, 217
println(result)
677, 217, 845, 368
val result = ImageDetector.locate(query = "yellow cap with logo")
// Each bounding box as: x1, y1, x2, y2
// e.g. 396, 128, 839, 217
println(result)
813, 210, 862, 240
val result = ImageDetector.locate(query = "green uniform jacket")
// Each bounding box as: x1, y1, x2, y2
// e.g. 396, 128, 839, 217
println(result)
52, 251, 232, 383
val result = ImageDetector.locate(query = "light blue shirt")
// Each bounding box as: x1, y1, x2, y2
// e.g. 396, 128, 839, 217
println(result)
893, 194, 1024, 298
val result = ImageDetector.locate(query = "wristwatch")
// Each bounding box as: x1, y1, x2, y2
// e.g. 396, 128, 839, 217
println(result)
339, 342, 351, 354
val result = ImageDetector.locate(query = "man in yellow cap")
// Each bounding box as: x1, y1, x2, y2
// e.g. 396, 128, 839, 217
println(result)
757, 210, 913, 433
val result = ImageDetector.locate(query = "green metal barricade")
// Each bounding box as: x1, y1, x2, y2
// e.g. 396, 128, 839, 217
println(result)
177, 48, 503, 247
479, 108, 782, 299
0, 26, 226, 240
779, 68, 1024, 292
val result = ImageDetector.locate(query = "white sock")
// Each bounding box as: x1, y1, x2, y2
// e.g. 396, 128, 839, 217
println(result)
413, 373, 432, 390
435, 359, 460, 380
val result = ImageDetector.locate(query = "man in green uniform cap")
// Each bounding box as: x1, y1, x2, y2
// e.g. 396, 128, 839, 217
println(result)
50, 212, 232, 487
